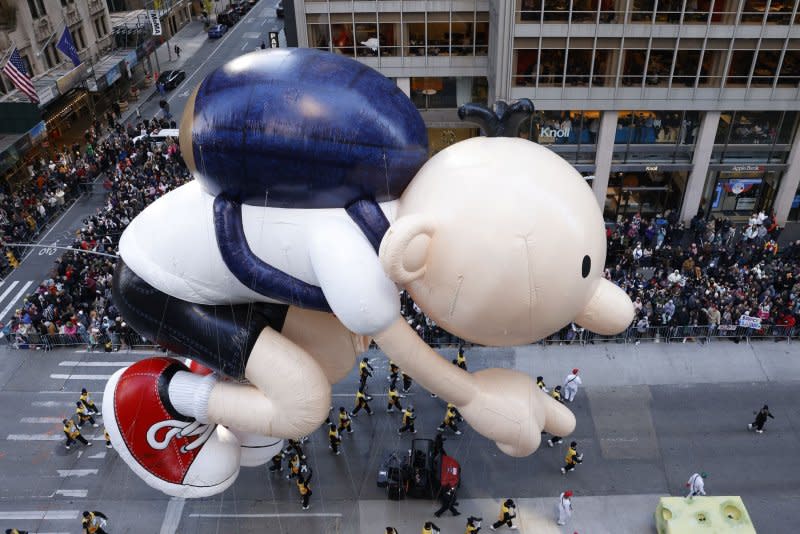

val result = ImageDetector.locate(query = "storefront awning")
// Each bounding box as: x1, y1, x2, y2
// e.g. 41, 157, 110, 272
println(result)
86, 50, 134, 93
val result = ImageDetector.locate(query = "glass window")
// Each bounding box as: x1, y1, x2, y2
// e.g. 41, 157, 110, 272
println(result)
566, 49, 591, 86
475, 21, 489, 56
705, 170, 782, 221
354, 20, 378, 58
514, 49, 538, 86
543, 0, 570, 22
753, 50, 780, 86
530, 110, 598, 145
716, 111, 787, 144
646, 49, 672, 86
331, 23, 355, 56
741, 1, 768, 23
377, 13, 399, 57
727, 50, 754, 85
308, 24, 331, 50
615, 111, 701, 149
592, 48, 616, 87
605, 171, 688, 219
410, 77, 486, 110
622, 50, 646, 86
520, 0, 542, 22
674, 49, 700, 87
631, 0, 654, 22
788, 184, 800, 221
778, 49, 800, 87
539, 49, 565, 86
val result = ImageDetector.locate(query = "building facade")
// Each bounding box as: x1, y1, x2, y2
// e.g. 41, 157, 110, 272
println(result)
288, 0, 800, 225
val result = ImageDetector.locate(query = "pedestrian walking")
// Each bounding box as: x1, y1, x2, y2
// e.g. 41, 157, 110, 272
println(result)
455, 346, 467, 370
748, 405, 774, 433
81, 510, 108, 534
268, 451, 284, 472
297, 469, 313, 510
422, 521, 441, 534
351, 386, 374, 416
328, 423, 341, 455
465, 516, 483, 533
490, 498, 518, 530
557, 490, 574, 526
560, 441, 583, 474
260, 40, 267, 49
686, 472, 707, 499
75, 401, 98, 428
63, 419, 92, 450
286, 438, 307, 461
387, 385, 404, 412
103, 428, 112, 448
80, 388, 101, 415
285, 453, 307, 480
174, 45, 181, 58
402, 372, 413, 393
563, 368, 582, 402
398, 406, 417, 434
337, 407, 354, 435
359, 357, 374, 390
547, 386, 565, 447
437, 403, 462, 435
536, 376, 549, 393
388, 361, 400, 389
434, 485, 460, 517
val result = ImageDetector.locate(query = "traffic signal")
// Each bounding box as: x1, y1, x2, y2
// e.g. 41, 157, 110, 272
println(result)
5, 250, 18, 268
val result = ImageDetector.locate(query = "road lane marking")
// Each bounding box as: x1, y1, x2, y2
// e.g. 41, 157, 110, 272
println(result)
32, 401, 71, 407
59, 361, 134, 367
21, 417, 64, 423
55, 489, 88, 498
50, 374, 113, 380
57, 469, 98, 477
0, 511, 78, 520
0, 281, 19, 306
88, 452, 106, 459
160, 497, 186, 534
0, 280, 34, 319
7, 434, 61, 440
190, 513, 343, 518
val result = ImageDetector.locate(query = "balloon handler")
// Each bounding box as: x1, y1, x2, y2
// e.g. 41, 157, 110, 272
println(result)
103, 48, 634, 498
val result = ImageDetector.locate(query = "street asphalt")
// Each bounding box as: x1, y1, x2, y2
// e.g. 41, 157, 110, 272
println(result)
0, 339, 797, 533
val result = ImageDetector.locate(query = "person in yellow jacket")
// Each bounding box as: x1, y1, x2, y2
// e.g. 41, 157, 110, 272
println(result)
351, 386, 374, 416
359, 357, 374, 390
337, 407, 354, 435
386, 386, 404, 413
455, 347, 467, 370
437, 403, 462, 435
385, 528, 399, 534
81, 510, 108, 534
490, 499, 517, 530
422, 521, 441, 534
561, 441, 583, 475
328, 423, 342, 455
285, 453, 303, 480
79, 388, 101, 415
547, 386, 565, 447
388, 361, 401, 389
465, 515, 483, 533
398, 406, 417, 434
75, 401, 98, 428
63, 419, 92, 450
536, 376, 549, 393
297, 469, 313, 510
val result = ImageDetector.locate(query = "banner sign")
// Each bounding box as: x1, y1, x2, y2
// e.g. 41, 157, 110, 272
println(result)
149, 10, 163, 36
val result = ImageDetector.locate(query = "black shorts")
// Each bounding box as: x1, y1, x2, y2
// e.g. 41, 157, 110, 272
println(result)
113, 258, 289, 378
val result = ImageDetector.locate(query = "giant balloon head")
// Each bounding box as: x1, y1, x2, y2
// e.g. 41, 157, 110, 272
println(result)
380, 136, 633, 346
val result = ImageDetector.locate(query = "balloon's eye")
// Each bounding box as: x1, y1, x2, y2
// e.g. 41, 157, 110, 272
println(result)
582, 255, 591, 278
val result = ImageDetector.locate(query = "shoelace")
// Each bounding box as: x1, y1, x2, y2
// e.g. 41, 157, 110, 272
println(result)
147, 419, 215, 453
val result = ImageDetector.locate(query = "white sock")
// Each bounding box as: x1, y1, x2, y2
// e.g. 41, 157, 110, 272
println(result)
167, 371, 217, 423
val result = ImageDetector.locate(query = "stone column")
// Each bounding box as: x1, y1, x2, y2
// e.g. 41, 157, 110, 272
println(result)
592, 111, 619, 208
679, 111, 720, 222
772, 132, 800, 224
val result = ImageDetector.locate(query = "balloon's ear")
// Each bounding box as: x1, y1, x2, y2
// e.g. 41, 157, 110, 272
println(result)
379, 214, 436, 285
574, 279, 635, 335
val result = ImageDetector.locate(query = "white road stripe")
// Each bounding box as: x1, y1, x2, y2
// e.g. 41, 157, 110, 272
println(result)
88, 451, 106, 459
59, 361, 134, 367
0, 510, 78, 520
38, 391, 105, 395
160, 497, 186, 534
55, 489, 87, 498
0, 280, 19, 307
73, 349, 155, 354
32, 401, 70, 407
50, 374, 113, 380
20, 417, 63, 423
6, 434, 106, 441
57, 469, 98, 477
190, 513, 343, 518
0, 280, 33, 319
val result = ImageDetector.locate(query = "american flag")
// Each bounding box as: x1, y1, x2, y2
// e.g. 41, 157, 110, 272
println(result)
2, 48, 39, 103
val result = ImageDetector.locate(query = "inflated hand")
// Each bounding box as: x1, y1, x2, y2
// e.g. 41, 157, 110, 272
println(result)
457, 368, 575, 457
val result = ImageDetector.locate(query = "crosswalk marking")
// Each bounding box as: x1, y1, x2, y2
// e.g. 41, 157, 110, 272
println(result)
32, 401, 70, 407
50, 374, 113, 380
20, 417, 63, 423
88, 451, 106, 459
0, 510, 78, 520
0, 280, 19, 305
0, 280, 33, 320
55, 489, 88, 498
57, 469, 98, 477
59, 361, 134, 367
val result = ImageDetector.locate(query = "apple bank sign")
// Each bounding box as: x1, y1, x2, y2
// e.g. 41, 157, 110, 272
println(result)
540, 125, 570, 141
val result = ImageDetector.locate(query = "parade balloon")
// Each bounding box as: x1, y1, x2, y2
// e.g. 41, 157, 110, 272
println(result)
104, 49, 634, 499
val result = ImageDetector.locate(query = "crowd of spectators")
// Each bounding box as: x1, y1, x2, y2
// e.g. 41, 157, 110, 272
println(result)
604, 209, 799, 341
1, 113, 799, 348
2, 115, 190, 349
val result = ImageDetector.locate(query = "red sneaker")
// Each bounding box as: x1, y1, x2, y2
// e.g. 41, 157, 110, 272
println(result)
103, 357, 241, 497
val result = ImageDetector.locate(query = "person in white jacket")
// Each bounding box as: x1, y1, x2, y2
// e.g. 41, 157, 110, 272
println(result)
563, 369, 582, 402
557, 490, 574, 526
686, 472, 707, 499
